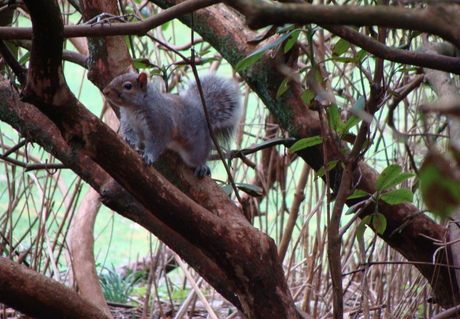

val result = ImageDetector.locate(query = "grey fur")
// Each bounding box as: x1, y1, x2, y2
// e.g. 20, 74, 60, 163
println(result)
103, 72, 241, 177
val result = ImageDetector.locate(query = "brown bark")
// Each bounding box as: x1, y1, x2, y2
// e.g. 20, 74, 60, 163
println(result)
0, 257, 110, 319
0, 0, 221, 40
70, 187, 112, 318
224, 0, 460, 49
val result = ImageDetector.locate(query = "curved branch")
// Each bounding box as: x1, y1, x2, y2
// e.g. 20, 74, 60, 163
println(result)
12, 40, 88, 68
70, 188, 112, 318
0, 0, 220, 40
324, 25, 460, 75
224, 1, 460, 48
0, 40, 26, 84
0, 256, 110, 319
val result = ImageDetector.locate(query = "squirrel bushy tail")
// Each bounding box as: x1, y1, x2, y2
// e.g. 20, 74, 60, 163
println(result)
183, 75, 242, 144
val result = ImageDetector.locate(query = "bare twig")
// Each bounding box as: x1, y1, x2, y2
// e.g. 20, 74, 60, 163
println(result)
0, 0, 222, 40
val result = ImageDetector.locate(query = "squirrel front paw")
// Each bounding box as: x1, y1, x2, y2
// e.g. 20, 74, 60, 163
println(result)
142, 152, 156, 166
194, 165, 211, 178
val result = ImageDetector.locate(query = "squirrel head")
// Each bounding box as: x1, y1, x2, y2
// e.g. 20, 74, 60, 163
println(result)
103, 72, 150, 108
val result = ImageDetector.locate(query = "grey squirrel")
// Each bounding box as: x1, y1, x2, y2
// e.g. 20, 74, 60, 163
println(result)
103, 71, 242, 177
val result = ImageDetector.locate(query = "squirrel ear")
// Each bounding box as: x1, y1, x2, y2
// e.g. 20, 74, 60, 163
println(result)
138, 73, 148, 90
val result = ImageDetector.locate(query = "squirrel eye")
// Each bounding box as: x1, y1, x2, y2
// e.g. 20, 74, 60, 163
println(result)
123, 82, 133, 90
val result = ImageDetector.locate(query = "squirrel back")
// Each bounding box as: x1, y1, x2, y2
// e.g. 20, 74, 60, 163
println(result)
103, 71, 241, 177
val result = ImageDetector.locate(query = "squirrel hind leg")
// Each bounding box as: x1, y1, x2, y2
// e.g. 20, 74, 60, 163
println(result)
194, 165, 211, 178
172, 144, 211, 177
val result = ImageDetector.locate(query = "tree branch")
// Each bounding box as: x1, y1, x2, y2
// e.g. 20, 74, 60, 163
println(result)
323, 25, 460, 75
223, 0, 460, 48
0, 0, 221, 40
0, 256, 111, 319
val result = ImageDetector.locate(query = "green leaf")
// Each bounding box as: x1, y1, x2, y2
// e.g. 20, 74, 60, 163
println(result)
18, 51, 30, 65
276, 77, 291, 99
395, 43, 410, 50
284, 30, 301, 53
277, 24, 296, 33
328, 104, 340, 131
236, 183, 264, 197
420, 153, 460, 218
332, 38, 350, 56
356, 216, 371, 242
315, 160, 339, 179
388, 90, 401, 98
337, 116, 361, 133
355, 49, 369, 62
290, 136, 323, 152
347, 189, 370, 200
357, 213, 387, 241
235, 51, 265, 72
383, 172, 414, 190
235, 31, 295, 72
132, 58, 156, 69
301, 89, 315, 105
376, 164, 402, 192
248, 26, 277, 44
221, 184, 233, 196
372, 213, 387, 235
345, 206, 357, 216
380, 188, 413, 204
